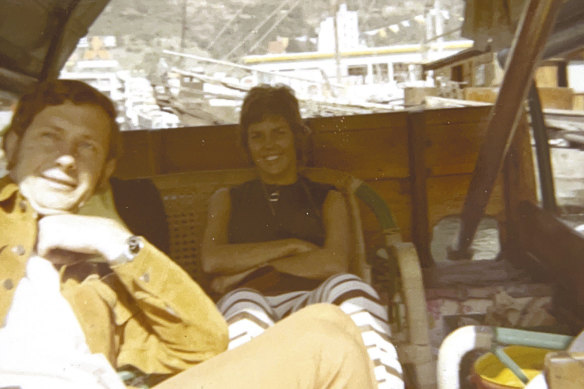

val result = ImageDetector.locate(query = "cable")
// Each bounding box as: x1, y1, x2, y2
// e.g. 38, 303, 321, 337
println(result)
205, 4, 248, 51
222, 0, 295, 60
245, 0, 302, 56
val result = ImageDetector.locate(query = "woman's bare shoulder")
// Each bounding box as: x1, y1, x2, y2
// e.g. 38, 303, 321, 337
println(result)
209, 187, 231, 209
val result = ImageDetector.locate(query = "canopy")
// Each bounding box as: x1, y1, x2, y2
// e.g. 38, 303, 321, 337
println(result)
0, 0, 110, 95
0, 0, 582, 99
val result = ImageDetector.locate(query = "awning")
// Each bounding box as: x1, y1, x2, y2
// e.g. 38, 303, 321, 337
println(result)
0, 0, 110, 95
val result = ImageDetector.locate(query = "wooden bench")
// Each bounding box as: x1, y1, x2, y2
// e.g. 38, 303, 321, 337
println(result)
147, 166, 436, 388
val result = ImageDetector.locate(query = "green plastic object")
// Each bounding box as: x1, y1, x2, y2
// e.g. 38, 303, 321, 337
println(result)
354, 182, 399, 231
492, 346, 530, 384
487, 328, 575, 385
354, 181, 400, 323
494, 327, 574, 350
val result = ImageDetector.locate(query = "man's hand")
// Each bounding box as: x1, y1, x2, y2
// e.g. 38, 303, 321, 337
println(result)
37, 214, 132, 265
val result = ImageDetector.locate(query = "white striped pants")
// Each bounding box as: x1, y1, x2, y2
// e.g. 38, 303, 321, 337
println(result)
217, 273, 404, 389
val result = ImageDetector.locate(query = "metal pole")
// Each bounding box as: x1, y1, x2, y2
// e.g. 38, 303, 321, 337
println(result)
331, 0, 342, 83
434, 0, 444, 55
180, 0, 187, 50
422, 1, 433, 61
528, 83, 557, 213
449, 0, 564, 259
163, 50, 346, 88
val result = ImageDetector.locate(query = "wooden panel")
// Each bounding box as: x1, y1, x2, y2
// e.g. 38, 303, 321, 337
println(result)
307, 111, 408, 133
424, 106, 491, 176
464, 86, 574, 110
464, 87, 499, 103
574, 93, 584, 111
119, 111, 412, 179
118, 107, 490, 182
545, 352, 584, 389
538, 87, 574, 110
158, 125, 251, 173
313, 127, 410, 179
535, 65, 559, 88
518, 201, 584, 320
425, 121, 489, 175
426, 174, 505, 231
423, 105, 492, 125
311, 111, 410, 180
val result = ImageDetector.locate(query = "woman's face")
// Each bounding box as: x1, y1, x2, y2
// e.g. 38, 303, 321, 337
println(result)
247, 114, 297, 184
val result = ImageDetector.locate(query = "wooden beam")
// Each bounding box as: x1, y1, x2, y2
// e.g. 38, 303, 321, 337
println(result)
450, 0, 564, 259
502, 110, 537, 256
407, 110, 432, 267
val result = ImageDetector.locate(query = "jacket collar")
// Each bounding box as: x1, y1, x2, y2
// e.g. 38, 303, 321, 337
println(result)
0, 175, 18, 204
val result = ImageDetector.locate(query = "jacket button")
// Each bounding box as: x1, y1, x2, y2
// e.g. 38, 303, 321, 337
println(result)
11, 245, 25, 256
3, 279, 14, 290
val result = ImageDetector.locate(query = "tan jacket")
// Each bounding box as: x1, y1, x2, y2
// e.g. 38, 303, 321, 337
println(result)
0, 177, 228, 375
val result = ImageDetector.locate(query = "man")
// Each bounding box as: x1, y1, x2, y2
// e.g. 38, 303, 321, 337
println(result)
0, 79, 377, 388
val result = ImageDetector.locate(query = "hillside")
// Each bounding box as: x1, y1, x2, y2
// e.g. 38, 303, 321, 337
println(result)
87, 0, 465, 72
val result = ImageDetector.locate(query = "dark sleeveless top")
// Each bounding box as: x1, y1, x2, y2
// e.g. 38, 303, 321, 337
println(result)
227, 176, 334, 294
228, 176, 333, 246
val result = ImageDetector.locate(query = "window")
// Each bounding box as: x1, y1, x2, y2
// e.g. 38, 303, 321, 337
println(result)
347, 65, 368, 84
451, 64, 463, 83
372, 63, 389, 83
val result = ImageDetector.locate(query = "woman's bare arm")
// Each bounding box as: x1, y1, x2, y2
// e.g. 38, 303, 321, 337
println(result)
201, 188, 316, 275
268, 190, 350, 279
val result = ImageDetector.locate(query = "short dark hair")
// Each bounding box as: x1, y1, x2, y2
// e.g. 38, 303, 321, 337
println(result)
239, 84, 312, 165
4, 79, 121, 160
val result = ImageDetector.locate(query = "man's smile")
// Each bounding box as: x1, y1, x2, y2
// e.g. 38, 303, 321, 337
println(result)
41, 169, 77, 189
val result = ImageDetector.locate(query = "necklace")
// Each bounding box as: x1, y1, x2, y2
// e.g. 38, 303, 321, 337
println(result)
261, 181, 280, 216
259, 176, 322, 219
268, 190, 280, 203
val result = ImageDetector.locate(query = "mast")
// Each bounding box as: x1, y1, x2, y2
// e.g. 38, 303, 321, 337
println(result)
331, 0, 342, 83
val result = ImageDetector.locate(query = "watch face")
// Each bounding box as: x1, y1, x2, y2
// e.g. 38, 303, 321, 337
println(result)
127, 236, 143, 255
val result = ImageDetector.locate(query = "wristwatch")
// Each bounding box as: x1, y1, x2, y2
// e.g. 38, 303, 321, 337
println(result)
126, 235, 143, 257
111, 235, 144, 265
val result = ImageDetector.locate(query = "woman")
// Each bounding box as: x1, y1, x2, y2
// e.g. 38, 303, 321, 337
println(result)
201, 85, 404, 388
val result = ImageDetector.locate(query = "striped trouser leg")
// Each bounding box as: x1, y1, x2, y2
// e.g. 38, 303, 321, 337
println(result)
297, 273, 405, 389
217, 288, 281, 350
216, 275, 405, 388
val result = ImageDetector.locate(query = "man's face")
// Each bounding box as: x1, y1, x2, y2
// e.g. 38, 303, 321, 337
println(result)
7, 101, 115, 215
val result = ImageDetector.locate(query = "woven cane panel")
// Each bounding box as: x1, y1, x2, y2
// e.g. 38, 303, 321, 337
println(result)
158, 186, 223, 284
161, 191, 200, 280
152, 170, 257, 286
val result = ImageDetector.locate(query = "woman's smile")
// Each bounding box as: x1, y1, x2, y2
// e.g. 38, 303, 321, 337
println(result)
248, 115, 297, 184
